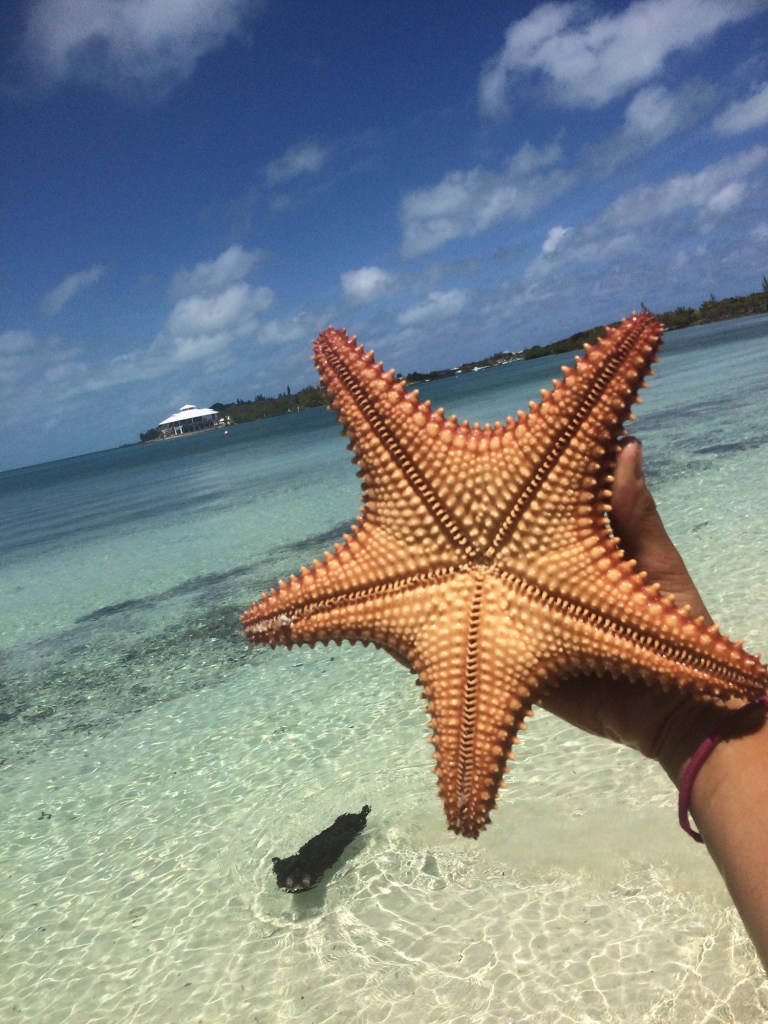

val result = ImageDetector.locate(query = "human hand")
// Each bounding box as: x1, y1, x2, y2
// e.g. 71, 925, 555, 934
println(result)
607, 438, 712, 625
539, 438, 742, 786
540, 439, 768, 969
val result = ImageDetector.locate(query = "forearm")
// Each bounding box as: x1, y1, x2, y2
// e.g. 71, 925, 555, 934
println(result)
596, 438, 768, 967
679, 717, 768, 971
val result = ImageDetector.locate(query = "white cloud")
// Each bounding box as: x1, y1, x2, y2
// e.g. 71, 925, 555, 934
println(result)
170, 244, 261, 298
541, 225, 570, 255
0, 246, 300, 457
13, 273, 278, 403
340, 266, 396, 304
162, 282, 274, 364
0, 330, 36, 386
397, 289, 470, 327
604, 145, 766, 229
20, 246, 281, 406
480, 3, 570, 115
704, 182, 746, 215
713, 81, 768, 134
265, 140, 331, 185
528, 144, 765, 290
400, 142, 571, 258
166, 282, 273, 336
156, 244, 276, 364
255, 309, 332, 347
41, 264, 105, 315
23, 0, 258, 97
480, 0, 760, 115
0, 328, 86, 418
587, 82, 710, 175
623, 85, 679, 136
0, 329, 35, 357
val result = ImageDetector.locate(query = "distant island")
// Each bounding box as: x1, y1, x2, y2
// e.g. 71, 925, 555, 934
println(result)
139, 283, 767, 443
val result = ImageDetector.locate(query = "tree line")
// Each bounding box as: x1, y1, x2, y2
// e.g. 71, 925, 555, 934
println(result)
521, 283, 768, 361
139, 281, 767, 442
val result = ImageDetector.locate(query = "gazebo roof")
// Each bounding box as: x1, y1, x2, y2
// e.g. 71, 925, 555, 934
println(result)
158, 405, 218, 426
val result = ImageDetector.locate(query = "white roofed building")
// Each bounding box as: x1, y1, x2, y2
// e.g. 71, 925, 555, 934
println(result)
157, 404, 220, 438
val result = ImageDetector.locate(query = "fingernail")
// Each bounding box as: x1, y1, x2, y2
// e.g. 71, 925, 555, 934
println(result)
633, 439, 644, 478
620, 436, 643, 477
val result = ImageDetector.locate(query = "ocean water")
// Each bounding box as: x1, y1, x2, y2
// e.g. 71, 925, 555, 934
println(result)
1, 315, 767, 1024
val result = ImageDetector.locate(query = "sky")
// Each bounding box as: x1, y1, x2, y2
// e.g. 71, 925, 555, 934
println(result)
2, 0, 768, 470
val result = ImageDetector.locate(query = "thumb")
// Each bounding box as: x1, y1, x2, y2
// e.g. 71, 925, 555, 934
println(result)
610, 439, 712, 625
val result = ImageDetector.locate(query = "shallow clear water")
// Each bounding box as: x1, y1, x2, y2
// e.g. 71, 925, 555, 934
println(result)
1, 316, 767, 1023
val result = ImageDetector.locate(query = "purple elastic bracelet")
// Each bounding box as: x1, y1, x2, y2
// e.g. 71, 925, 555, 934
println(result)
678, 694, 768, 842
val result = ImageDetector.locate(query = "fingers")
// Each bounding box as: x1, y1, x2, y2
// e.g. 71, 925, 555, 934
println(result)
611, 438, 667, 561
611, 438, 712, 624
542, 438, 715, 755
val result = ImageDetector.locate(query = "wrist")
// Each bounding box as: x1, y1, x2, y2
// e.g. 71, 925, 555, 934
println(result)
679, 700, 768, 970
678, 697, 768, 841
653, 695, 752, 789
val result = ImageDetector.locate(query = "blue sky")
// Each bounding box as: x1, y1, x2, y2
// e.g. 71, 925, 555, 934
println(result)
2, 0, 767, 470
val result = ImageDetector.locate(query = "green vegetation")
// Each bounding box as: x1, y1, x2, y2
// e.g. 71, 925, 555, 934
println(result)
139, 282, 767, 442
214, 384, 327, 424
406, 349, 521, 383
521, 323, 613, 361
664, 287, 768, 328
522, 284, 768, 360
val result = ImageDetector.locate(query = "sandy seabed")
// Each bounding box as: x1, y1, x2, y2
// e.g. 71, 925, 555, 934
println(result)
2, 316, 768, 1023
2, 643, 767, 1024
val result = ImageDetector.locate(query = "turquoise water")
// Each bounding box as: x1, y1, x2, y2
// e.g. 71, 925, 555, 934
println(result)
1, 316, 767, 1023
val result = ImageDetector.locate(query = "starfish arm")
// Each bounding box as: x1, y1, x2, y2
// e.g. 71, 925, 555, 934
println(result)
487, 314, 663, 563
419, 565, 767, 838
242, 522, 455, 655
519, 562, 768, 702
314, 328, 534, 559
313, 328, 466, 551
409, 571, 542, 837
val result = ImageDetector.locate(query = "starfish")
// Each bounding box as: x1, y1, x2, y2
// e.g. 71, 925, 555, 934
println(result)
242, 313, 767, 837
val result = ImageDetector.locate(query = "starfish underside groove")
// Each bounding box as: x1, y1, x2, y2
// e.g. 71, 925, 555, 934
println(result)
242, 314, 767, 837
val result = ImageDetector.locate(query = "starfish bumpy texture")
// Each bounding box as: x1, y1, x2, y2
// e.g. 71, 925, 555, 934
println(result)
242, 314, 767, 837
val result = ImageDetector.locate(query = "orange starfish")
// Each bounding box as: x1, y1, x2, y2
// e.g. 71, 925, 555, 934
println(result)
242, 314, 767, 837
